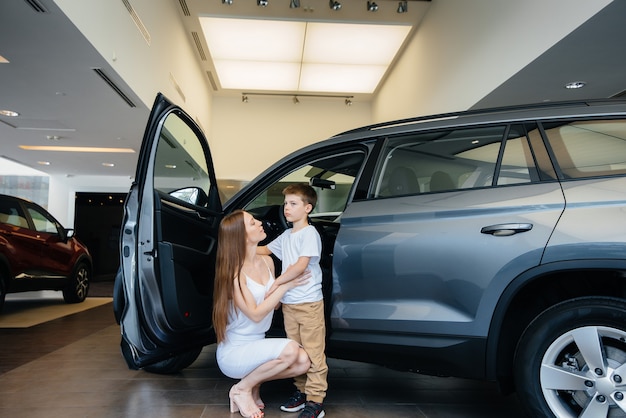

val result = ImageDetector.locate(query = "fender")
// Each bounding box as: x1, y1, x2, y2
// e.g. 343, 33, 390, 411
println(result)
485, 258, 626, 380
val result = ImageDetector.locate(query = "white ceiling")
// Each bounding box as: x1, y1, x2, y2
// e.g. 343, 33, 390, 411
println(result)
0, 0, 625, 178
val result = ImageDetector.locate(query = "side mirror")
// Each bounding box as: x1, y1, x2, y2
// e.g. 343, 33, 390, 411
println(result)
61, 228, 74, 242
169, 187, 208, 206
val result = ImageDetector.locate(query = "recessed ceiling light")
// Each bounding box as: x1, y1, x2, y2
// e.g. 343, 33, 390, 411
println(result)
102, 163, 115, 167
19, 145, 135, 153
37, 161, 51, 165
165, 164, 177, 169
0, 109, 19, 117
565, 81, 586, 89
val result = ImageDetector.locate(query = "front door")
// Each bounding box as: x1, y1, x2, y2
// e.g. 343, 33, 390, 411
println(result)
117, 93, 222, 368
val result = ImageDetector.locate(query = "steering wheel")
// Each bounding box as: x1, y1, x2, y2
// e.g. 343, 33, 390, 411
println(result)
258, 204, 289, 245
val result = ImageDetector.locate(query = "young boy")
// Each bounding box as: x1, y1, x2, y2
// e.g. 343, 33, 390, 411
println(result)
258, 183, 327, 418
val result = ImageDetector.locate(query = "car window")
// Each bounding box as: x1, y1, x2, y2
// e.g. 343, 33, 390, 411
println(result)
245, 151, 365, 218
153, 112, 212, 205
373, 124, 544, 197
0, 199, 29, 228
27, 206, 59, 234
542, 119, 626, 179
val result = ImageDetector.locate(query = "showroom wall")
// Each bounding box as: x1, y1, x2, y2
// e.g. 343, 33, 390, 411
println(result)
209, 95, 373, 181
373, 0, 612, 122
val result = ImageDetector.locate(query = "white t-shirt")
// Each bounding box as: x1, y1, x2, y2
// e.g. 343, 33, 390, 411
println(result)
267, 224, 323, 304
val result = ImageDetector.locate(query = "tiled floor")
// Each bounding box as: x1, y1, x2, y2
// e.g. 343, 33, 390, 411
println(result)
0, 288, 526, 418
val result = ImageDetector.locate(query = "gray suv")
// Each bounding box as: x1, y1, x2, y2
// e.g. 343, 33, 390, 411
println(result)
114, 94, 626, 418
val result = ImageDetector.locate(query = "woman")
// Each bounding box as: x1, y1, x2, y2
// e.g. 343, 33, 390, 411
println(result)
213, 210, 311, 418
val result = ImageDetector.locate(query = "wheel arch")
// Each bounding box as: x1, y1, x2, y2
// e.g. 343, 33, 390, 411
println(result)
0, 253, 11, 288
486, 259, 626, 393
74, 254, 93, 274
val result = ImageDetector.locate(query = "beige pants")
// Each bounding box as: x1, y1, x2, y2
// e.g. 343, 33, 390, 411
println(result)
282, 300, 328, 404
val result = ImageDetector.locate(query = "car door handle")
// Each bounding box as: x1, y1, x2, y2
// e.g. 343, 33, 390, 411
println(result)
481, 223, 533, 236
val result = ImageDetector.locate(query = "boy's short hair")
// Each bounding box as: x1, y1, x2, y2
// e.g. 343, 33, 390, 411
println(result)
283, 183, 317, 210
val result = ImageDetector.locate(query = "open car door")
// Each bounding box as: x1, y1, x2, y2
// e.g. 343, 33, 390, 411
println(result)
115, 93, 222, 373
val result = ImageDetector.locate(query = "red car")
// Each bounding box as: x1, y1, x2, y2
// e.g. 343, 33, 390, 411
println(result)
0, 194, 92, 311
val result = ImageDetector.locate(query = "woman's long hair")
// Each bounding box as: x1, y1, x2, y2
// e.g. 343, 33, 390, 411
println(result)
212, 210, 247, 343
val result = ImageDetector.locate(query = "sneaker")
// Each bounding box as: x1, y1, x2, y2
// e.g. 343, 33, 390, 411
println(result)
298, 401, 325, 418
280, 390, 306, 412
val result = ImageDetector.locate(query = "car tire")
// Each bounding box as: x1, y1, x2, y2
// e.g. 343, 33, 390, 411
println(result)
62, 261, 90, 303
514, 296, 626, 418
143, 348, 203, 374
0, 273, 6, 313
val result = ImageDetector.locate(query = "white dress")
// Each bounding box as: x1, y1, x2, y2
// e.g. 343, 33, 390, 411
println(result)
216, 266, 293, 379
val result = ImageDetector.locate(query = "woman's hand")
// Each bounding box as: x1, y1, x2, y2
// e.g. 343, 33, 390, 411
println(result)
286, 270, 311, 289
265, 270, 311, 298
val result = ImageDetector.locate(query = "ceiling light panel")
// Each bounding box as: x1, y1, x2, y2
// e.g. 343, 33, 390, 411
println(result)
300, 63, 386, 93
214, 61, 301, 90
200, 17, 412, 94
304, 23, 411, 66
200, 18, 305, 61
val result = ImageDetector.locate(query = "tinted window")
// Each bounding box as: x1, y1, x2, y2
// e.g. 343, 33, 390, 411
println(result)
27, 206, 59, 234
245, 151, 365, 217
373, 124, 549, 198
0, 199, 28, 228
153, 112, 211, 203
374, 126, 503, 197
542, 119, 626, 179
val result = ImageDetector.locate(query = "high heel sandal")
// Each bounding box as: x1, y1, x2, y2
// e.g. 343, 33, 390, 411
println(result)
229, 385, 264, 418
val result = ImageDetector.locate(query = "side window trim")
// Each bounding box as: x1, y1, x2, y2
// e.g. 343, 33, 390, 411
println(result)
538, 121, 565, 180
491, 124, 510, 187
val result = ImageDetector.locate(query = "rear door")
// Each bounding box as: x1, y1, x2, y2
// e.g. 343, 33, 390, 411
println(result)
118, 93, 222, 368
24, 203, 73, 277
0, 198, 42, 283
330, 123, 565, 376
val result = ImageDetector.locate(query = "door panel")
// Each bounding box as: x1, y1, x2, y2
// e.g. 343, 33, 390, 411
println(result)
333, 184, 564, 338
156, 191, 217, 329
119, 93, 221, 366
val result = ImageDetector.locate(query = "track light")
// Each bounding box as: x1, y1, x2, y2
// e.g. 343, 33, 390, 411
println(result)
367, 1, 378, 11
257, 0, 268, 6
221, 0, 233, 4
329, 0, 341, 10
397, 0, 407, 13
290, 0, 300, 8
242, 92, 352, 104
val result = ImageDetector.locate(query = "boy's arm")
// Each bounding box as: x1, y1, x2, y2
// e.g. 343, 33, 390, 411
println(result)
266, 256, 310, 298
274, 256, 310, 286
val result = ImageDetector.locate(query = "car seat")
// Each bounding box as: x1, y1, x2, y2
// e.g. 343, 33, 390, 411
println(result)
388, 167, 420, 196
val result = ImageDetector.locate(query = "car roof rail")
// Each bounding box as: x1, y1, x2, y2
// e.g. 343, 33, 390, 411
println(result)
335, 98, 626, 136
